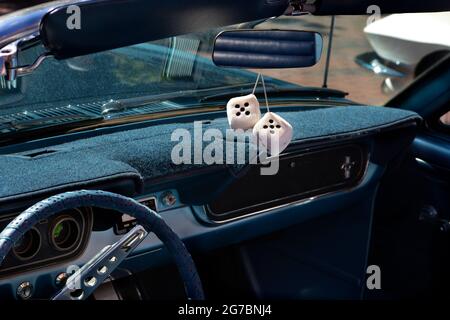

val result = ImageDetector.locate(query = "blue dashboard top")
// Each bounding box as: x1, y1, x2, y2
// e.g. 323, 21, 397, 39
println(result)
0, 105, 420, 205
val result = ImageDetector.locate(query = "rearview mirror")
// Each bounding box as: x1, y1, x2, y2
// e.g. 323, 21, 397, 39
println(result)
212, 30, 323, 69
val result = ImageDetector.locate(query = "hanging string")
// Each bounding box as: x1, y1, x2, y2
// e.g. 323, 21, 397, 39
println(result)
252, 73, 270, 113
260, 74, 270, 113
252, 73, 261, 95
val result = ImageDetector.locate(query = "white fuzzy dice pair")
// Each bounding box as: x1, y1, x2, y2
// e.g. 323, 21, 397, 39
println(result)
226, 94, 293, 156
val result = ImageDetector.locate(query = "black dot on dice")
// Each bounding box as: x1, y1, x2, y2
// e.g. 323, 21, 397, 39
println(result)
270, 125, 274, 129
240, 107, 245, 112
263, 125, 268, 129
276, 125, 281, 128
270, 130, 275, 134
236, 112, 241, 116
269, 119, 274, 123
244, 102, 249, 107
235, 104, 240, 108
245, 111, 250, 115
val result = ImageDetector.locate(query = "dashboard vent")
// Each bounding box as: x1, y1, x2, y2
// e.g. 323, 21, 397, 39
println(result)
0, 102, 105, 134
0, 100, 181, 134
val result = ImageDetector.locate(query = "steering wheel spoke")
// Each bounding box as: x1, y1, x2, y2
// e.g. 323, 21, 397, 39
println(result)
53, 225, 148, 300
0, 190, 204, 300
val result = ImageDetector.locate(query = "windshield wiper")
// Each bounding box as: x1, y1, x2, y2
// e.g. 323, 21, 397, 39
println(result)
0, 83, 261, 139
200, 86, 348, 103
0, 82, 348, 144
100, 83, 346, 116
0, 114, 103, 136
101, 82, 268, 116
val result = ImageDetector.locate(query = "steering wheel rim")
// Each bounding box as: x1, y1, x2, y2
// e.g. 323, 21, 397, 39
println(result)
0, 190, 204, 300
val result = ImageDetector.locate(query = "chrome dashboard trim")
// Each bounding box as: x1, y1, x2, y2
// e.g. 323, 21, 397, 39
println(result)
136, 196, 158, 212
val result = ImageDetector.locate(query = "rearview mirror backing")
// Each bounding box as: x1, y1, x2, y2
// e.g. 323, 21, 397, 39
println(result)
212, 29, 323, 69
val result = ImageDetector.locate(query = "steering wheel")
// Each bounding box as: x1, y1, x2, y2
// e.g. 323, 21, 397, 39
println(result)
0, 190, 204, 300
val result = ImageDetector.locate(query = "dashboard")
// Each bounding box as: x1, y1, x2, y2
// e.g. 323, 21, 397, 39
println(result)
0, 104, 420, 299
204, 144, 368, 222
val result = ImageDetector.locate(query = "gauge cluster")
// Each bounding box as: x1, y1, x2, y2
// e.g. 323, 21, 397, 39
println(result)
0, 208, 93, 276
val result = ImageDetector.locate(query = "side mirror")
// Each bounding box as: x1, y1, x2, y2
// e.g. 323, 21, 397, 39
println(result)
212, 29, 323, 69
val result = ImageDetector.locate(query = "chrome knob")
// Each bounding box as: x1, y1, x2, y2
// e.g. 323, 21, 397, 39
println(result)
55, 272, 69, 287
16, 281, 33, 300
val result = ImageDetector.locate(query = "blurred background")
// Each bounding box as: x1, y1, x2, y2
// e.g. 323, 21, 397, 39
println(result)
0, 1, 448, 107
0, 0, 47, 15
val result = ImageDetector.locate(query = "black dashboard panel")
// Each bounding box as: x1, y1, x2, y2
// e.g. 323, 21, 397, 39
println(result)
206, 144, 368, 221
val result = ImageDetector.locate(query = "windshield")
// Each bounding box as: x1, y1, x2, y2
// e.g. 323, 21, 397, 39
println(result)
1, 13, 448, 130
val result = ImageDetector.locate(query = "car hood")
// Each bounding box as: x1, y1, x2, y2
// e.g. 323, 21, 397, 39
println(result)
364, 12, 450, 64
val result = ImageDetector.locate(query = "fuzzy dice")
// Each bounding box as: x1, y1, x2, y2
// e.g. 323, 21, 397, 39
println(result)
226, 94, 261, 130
253, 112, 293, 156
